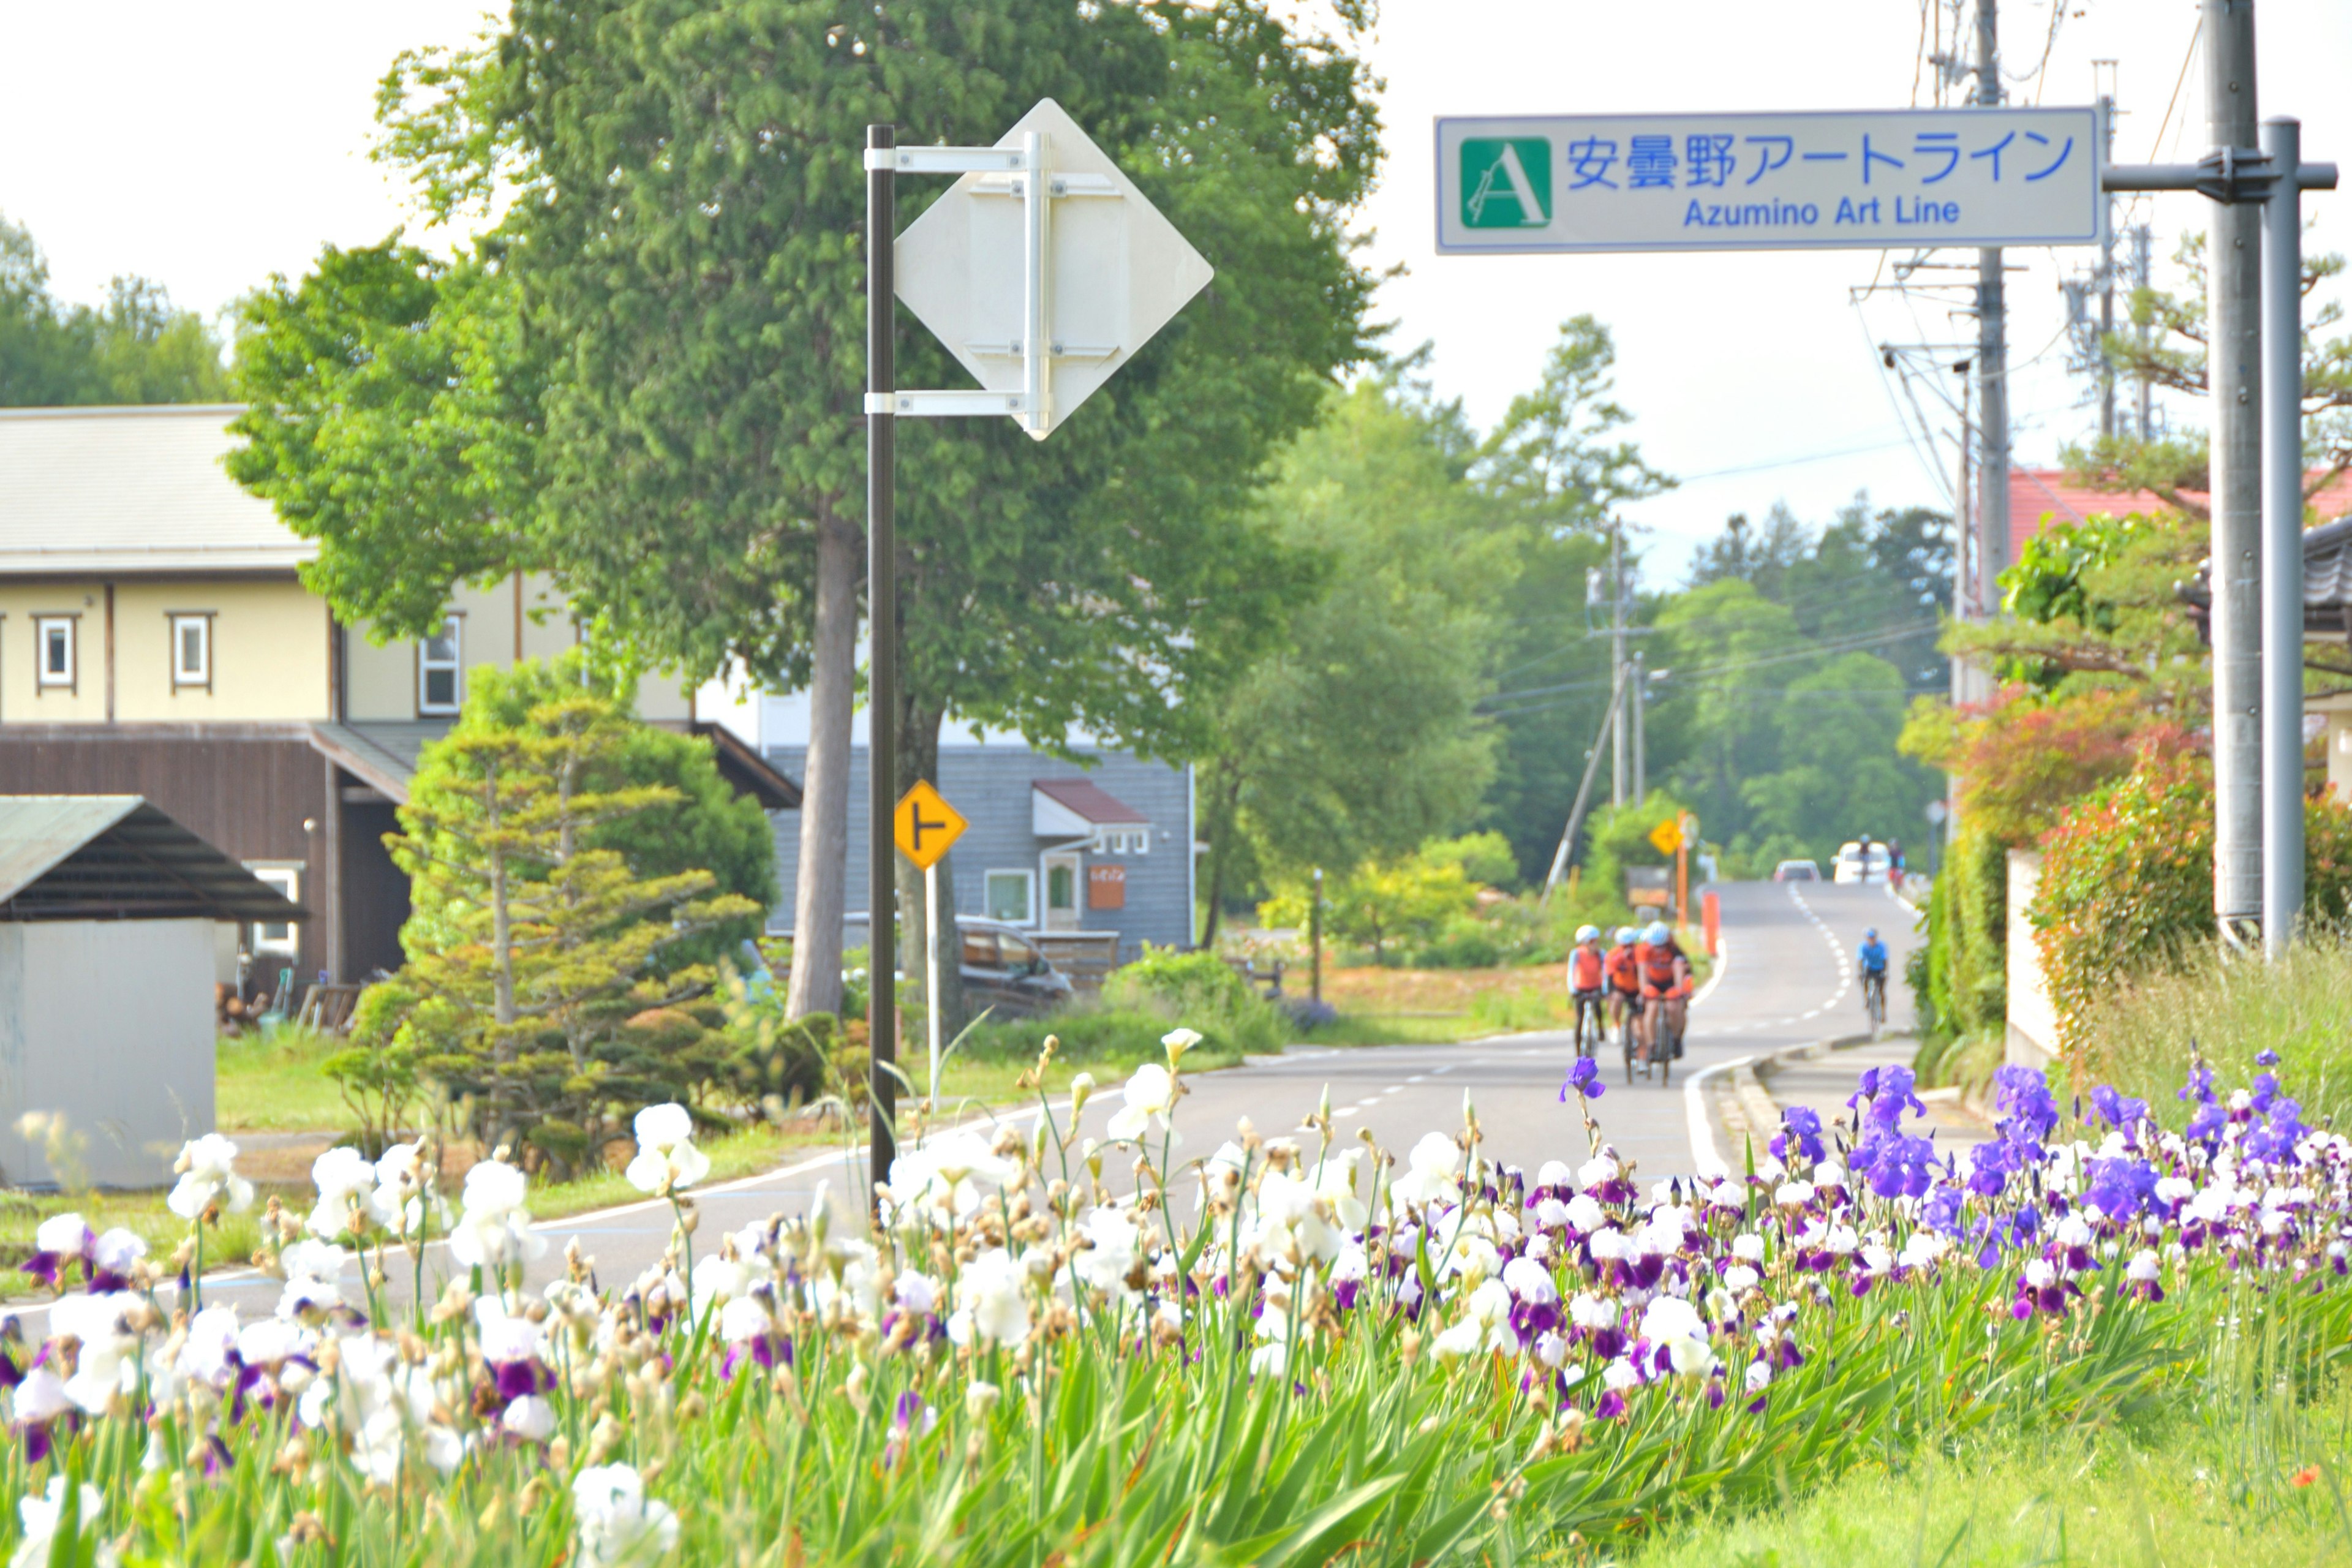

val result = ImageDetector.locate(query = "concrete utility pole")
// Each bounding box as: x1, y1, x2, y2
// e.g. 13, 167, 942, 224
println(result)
2098, 92, 2119, 441
2132, 225, 2155, 438
2207, 0, 2265, 946
1631, 649, 1647, 806
1609, 522, 1627, 809
2261, 113, 2306, 952
1973, 0, 2011, 622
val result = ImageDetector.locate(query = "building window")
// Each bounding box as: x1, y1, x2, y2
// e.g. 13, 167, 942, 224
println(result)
247, 866, 300, 958
34, 617, 74, 691
984, 869, 1035, 926
418, 614, 462, 714
169, 614, 211, 688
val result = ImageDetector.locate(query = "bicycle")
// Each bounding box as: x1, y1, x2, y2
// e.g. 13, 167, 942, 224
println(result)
1570, 990, 1607, 1060
1617, 996, 1642, 1084
1638, 997, 1674, 1087
1861, 970, 1887, 1031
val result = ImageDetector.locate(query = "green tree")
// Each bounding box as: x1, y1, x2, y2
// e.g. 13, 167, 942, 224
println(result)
388, 679, 758, 1174
1740, 650, 1924, 859
233, 0, 1378, 1033
1, 214, 227, 405
1196, 375, 1512, 939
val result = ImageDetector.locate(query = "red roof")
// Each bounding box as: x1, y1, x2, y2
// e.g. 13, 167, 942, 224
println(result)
1031, 778, 1149, 825
2008, 468, 2352, 562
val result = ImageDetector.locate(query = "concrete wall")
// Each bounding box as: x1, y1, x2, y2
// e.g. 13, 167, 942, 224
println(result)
0, 919, 216, 1188
2005, 848, 2056, 1068
0, 579, 331, 724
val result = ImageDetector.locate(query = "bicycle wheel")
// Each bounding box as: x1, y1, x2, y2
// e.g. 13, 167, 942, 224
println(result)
1621, 1007, 1637, 1084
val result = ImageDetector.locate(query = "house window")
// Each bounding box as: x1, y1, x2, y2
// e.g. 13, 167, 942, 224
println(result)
247, 866, 300, 958
1131, 828, 1150, 856
34, 617, 74, 690
984, 869, 1035, 925
170, 614, 211, 688
419, 614, 462, 714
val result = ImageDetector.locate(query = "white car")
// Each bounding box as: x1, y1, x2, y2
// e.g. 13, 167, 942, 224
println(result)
1832, 842, 1891, 884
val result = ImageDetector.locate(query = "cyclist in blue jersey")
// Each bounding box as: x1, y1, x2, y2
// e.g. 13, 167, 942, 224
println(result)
1857, 927, 1889, 1027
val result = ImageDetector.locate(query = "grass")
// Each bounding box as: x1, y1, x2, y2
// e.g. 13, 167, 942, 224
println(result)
1624, 1370, 2352, 1568
0, 1188, 279, 1300
2074, 925, 2352, 1126
217, 1023, 355, 1131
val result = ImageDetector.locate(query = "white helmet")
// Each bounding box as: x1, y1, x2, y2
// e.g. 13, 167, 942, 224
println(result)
1575, 924, 1600, 943
1643, 921, 1671, 945
1614, 927, 1638, 945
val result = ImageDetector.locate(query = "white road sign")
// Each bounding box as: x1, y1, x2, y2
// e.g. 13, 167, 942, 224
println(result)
887, 98, 1213, 439
1436, 107, 2102, 254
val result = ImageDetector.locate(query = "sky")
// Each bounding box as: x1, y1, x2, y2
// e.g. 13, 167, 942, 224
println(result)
2, 0, 2348, 588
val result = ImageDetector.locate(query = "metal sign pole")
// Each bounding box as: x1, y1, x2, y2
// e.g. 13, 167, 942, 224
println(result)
925, 859, 942, 1109
866, 122, 899, 1197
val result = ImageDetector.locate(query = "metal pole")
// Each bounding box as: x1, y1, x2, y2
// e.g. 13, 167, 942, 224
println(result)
866, 122, 899, 1193
1309, 867, 1323, 1005
2098, 94, 2118, 442
1541, 676, 1627, 901
2207, 0, 2265, 944
2261, 114, 2305, 954
1975, 0, 2010, 621
1609, 524, 1627, 807
925, 859, 942, 1107
1021, 129, 1051, 438
1631, 649, 1646, 805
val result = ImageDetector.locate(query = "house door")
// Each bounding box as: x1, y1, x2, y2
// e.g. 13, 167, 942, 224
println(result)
1042, 853, 1082, 932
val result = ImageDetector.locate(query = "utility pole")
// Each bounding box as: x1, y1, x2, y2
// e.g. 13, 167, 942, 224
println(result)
1973, 0, 2011, 621
2207, 0, 2265, 946
2261, 113, 2306, 952
1631, 648, 1646, 806
2098, 91, 2119, 441
1609, 522, 1627, 808
2132, 225, 2155, 438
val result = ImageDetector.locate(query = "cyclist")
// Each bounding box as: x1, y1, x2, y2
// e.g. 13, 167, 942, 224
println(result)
1567, 925, 1608, 1057
1604, 925, 1643, 1043
1857, 926, 1890, 1023
1637, 920, 1691, 1069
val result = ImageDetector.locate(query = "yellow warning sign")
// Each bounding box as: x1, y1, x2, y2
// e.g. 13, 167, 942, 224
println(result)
1648, 818, 1683, 856
892, 780, 968, 872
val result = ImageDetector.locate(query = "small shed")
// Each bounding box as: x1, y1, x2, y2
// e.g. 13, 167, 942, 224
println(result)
0, 796, 304, 1188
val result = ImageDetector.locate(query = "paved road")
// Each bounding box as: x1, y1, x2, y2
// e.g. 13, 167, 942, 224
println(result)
28, 880, 1918, 1325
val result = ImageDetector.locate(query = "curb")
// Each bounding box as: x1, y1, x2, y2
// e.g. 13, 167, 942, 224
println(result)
1687, 1030, 1876, 1177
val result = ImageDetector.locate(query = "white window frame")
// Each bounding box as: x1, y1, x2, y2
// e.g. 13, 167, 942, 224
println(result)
246, 865, 301, 957
169, 613, 212, 689
983, 869, 1037, 927
418, 614, 464, 715
34, 616, 75, 692
1131, 827, 1150, 857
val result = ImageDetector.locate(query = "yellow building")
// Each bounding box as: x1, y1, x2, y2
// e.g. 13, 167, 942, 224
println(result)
0, 405, 794, 989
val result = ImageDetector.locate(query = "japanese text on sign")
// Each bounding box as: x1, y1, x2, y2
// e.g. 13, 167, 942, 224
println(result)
1438, 108, 2101, 254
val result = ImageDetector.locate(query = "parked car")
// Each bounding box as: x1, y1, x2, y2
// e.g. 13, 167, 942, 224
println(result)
1771, 859, 1821, 882
1832, 841, 1891, 884
959, 918, 1075, 1017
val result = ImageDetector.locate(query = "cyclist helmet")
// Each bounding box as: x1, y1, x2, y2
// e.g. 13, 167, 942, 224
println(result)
1614, 926, 1637, 945
1643, 921, 1670, 945
1863, 927, 1878, 940
1575, 924, 1600, 943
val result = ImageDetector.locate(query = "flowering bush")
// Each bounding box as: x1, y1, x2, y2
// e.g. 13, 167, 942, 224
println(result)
4, 1035, 2350, 1563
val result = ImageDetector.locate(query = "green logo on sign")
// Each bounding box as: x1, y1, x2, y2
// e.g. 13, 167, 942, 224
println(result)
1460, 138, 1551, 228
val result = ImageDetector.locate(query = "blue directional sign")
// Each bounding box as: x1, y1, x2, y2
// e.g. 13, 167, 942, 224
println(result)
1436, 108, 2103, 254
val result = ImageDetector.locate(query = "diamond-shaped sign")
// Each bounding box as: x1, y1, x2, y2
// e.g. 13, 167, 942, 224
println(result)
894, 98, 1214, 439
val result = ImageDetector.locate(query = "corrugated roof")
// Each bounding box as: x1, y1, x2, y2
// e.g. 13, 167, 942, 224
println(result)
1033, 778, 1150, 825
2183, 514, 2352, 636
0, 796, 307, 922
0, 405, 312, 575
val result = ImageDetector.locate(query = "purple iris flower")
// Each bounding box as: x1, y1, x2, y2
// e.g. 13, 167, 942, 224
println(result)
1852, 1129, 1936, 1200
2244, 1100, 2308, 1165
2083, 1157, 2159, 1222
1594, 1390, 1627, 1421
1920, 1184, 1966, 1237
1993, 1066, 2059, 1147
1771, 1107, 1825, 1164
2088, 1086, 2150, 1135
2186, 1099, 2228, 1145
2255, 1049, 2281, 1068
1561, 1058, 1606, 1102
1849, 1067, 1926, 1134
2179, 1063, 2217, 1105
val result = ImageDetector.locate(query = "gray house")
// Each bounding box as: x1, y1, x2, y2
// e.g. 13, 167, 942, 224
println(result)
758, 698, 1194, 965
